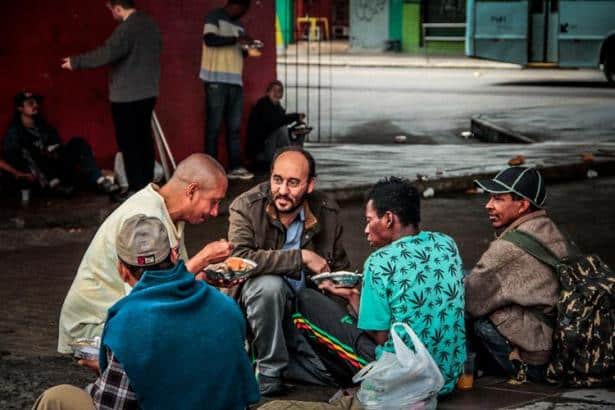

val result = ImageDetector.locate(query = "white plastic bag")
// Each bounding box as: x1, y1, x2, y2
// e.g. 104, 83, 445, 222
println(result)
352, 323, 444, 409
113, 152, 129, 190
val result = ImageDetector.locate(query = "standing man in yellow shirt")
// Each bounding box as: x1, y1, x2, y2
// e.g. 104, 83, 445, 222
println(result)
200, 0, 254, 181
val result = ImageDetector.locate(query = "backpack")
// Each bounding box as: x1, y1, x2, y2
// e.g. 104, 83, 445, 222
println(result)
503, 230, 615, 387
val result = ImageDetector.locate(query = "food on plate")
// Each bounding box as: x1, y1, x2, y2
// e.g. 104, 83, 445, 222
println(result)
203, 257, 257, 283
69, 337, 100, 360
226, 257, 250, 272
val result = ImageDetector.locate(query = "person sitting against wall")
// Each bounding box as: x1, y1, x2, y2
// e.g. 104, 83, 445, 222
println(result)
246, 80, 306, 170
2, 91, 119, 197
0, 157, 35, 194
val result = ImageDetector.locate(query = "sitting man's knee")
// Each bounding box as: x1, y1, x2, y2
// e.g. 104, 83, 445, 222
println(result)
242, 275, 287, 301
65, 137, 90, 151
32, 384, 94, 410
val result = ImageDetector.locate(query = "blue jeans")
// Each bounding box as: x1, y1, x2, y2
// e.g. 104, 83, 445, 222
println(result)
57, 137, 102, 186
204, 82, 242, 170
473, 318, 546, 382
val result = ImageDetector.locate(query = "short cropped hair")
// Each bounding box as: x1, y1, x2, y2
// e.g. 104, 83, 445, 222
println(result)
108, 0, 135, 8
271, 146, 317, 179
366, 176, 421, 228
120, 254, 175, 281
510, 192, 540, 213
266, 80, 283, 92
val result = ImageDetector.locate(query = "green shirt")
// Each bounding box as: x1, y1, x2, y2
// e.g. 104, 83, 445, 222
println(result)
358, 231, 466, 394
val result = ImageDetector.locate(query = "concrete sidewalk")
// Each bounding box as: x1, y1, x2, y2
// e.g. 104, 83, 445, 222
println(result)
307, 141, 615, 196
472, 103, 615, 144
277, 41, 520, 70
2, 143, 613, 230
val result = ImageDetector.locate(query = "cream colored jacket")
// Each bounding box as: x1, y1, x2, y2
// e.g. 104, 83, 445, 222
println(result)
57, 184, 187, 353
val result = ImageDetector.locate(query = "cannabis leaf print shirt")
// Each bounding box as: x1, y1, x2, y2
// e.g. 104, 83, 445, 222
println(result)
357, 231, 466, 394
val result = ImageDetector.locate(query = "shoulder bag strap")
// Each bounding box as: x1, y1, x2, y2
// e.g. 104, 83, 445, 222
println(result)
502, 230, 560, 327
501, 230, 561, 269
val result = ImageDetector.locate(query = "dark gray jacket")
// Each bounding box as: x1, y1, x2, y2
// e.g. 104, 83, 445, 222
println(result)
71, 11, 162, 102
227, 182, 350, 298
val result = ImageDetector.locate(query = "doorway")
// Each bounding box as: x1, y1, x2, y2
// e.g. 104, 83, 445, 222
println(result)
529, 0, 558, 63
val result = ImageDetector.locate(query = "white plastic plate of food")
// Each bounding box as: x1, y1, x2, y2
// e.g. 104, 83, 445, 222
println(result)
203, 257, 257, 283
69, 337, 100, 360
311, 271, 362, 288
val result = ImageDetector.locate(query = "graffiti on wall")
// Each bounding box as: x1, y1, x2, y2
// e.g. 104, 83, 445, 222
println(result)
355, 0, 386, 22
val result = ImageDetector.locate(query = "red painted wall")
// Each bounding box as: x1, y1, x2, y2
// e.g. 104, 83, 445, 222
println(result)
0, 1, 276, 168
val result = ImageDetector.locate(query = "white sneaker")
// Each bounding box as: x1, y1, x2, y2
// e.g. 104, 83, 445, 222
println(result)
228, 167, 254, 180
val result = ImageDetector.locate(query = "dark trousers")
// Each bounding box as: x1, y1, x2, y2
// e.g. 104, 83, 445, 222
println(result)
295, 289, 377, 387
110, 97, 156, 191
58, 137, 102, 185
473, 318, 546, 382
204, 82, 242, 170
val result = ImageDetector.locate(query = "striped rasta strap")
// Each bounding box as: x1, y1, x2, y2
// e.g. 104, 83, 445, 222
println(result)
292, 313, 369, 369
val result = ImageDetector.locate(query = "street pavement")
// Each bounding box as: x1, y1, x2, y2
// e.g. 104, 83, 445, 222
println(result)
306, 141, 615, 192
277, 65, 614, 144
2, 177, 615, 409
277, 40, 520, 69
275, 63, 615, 194
2, 50, 615, 409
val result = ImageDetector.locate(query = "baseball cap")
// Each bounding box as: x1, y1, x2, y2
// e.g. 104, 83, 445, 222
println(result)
14, 90, 43, 107
474, 166, 546, 208
116, 215, 171, 267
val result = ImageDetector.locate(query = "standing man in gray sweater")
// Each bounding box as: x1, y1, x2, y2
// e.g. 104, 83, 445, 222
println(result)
62, 0, 162, 199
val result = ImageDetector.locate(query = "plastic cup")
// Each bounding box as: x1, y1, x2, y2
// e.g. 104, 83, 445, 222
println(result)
21, 189, 31, 206
247, 48, 262, 57
456, 352, 476, 390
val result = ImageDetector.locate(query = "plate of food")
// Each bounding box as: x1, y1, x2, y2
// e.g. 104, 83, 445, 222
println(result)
291, 124, 313, 135
203, 257, 257, 284
311, 271, 362, 288
69, 337, 100, 361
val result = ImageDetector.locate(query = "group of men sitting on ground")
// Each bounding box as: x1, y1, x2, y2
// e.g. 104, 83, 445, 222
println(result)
36, 147, 576, 409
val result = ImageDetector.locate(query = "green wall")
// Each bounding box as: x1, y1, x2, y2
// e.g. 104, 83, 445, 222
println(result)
276, 0, 294, 46
402, 2, 421, 52
389, 0, 404, 41
401, 1, 464, 55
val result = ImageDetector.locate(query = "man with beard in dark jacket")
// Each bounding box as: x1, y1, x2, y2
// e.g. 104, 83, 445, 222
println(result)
228, 146, 349, 396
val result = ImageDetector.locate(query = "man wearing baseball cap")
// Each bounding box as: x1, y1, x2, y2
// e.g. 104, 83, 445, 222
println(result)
2, 90, 119, 196
464, 167, 569, 382
34, 215, 259, 410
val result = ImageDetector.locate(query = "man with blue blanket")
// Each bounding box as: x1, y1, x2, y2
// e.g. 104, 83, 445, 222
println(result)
33, 215, 259, 410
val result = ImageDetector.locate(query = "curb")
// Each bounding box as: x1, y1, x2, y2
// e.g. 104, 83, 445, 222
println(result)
1, 161, 613, 230
276, 59, 521, 70
323, 160, 615, 203
470, 116, 537, 144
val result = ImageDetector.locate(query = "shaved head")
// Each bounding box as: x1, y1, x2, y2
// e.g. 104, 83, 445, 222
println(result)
170, 153, 226, 190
